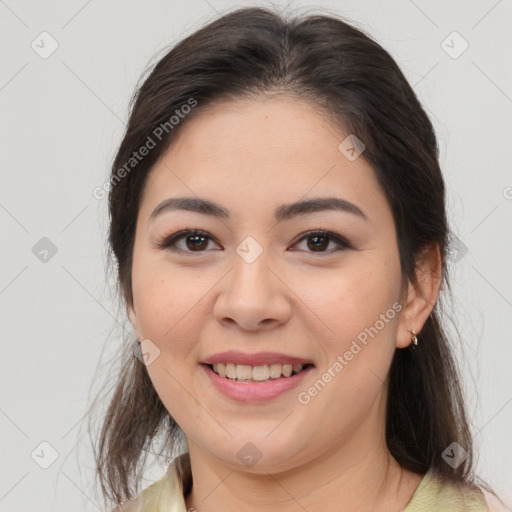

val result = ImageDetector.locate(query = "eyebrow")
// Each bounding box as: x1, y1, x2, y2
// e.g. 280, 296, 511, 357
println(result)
149, 196, 367, 223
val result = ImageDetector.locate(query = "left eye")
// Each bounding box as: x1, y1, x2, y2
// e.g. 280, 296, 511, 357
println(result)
156, 229, 351, 255
292, 231, 351, 253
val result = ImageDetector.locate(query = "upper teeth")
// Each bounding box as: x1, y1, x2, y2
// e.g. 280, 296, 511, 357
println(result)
212, 363, 304, 380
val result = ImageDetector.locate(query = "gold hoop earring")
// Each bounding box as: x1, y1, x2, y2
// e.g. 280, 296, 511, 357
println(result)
410, 329, 418, 346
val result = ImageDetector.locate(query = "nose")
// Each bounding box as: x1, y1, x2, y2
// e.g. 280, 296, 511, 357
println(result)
213, 251, 292, 332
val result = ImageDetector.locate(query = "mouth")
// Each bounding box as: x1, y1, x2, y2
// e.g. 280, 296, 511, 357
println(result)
202, 362, 315, 383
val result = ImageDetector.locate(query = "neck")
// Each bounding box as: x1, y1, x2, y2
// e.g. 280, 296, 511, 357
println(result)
183, 408, 423, 512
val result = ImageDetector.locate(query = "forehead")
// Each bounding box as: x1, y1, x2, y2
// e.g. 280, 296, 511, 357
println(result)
139, 96, 389, 225
163, 94, 349, 171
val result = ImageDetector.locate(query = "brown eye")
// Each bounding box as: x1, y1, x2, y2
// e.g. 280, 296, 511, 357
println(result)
292, 231, 351, 254
156, 229, 221, 254
185, 234, 209, 251
156, 229, 350, 256
306, 234, 330, 252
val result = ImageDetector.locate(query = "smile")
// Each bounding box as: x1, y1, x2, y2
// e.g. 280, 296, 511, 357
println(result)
201, 363, 314, 403
210, 362, 308, 382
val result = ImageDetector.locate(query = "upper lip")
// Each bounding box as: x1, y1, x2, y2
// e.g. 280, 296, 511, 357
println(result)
202, 351, 314, 367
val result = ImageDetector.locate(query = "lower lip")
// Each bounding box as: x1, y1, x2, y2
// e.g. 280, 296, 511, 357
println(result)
201, 364, 314, 403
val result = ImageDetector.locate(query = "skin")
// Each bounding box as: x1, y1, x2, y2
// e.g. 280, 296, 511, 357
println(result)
128, 94, 442, 512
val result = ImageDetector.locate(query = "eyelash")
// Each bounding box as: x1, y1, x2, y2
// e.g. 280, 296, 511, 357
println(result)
155, 229, 352, 256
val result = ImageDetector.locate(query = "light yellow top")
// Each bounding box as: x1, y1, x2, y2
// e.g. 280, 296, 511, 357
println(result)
131, 453, 489, 511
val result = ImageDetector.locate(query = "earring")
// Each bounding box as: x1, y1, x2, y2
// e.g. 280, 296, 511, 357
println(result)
410, 329, 418, 347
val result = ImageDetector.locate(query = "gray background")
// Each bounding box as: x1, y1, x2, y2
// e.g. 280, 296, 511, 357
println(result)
1, 0, 511, 510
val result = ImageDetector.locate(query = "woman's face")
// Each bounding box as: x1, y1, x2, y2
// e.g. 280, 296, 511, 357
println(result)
129, 95, 414, 472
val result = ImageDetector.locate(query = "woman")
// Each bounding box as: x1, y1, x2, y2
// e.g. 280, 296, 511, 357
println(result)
91, 6, 504, 511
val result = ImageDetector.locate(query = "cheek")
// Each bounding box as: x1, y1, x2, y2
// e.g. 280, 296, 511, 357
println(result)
131, 257, 219, 366
291, 260, 401, 421
131, 262, 213, 418
302, 256, 401, 326
132, 232, 402, 337
293, 254, 402, 368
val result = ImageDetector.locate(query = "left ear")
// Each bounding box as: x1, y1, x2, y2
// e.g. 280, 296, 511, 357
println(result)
396, 243, 443, 348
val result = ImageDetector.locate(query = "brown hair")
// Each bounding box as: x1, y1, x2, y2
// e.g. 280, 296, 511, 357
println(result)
88, 6, 499, 509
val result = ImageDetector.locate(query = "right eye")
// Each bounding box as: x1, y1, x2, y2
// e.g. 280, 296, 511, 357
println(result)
155, 229, 222, 254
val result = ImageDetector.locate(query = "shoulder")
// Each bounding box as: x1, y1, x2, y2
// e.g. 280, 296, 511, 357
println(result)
111, 454, 189, 512
404, 469, 489, 511
481, 488, 511, 512
110, 497, 139, 512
